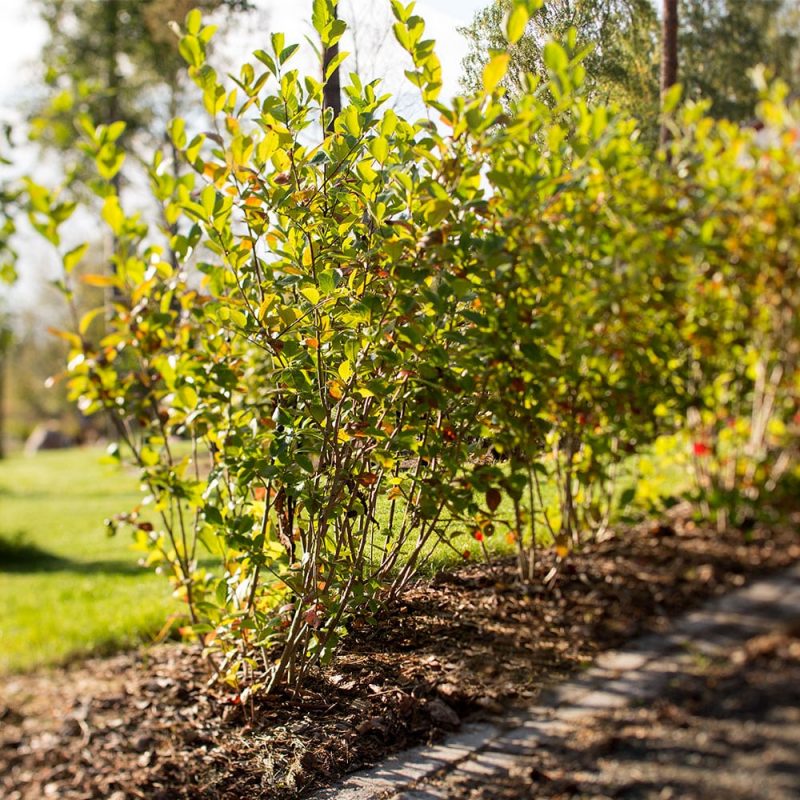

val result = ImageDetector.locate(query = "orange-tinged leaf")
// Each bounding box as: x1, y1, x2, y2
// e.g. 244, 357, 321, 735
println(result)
204, 629, 219, 645
81, 273, 116, 288
329, 380, 343, 399
47, 327, 81, 348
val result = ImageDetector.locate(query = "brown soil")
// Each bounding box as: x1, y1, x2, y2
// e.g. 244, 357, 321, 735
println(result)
1, 516, 799, 800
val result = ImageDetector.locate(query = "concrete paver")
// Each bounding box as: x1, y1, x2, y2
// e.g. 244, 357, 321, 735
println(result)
310, 563, 800, 800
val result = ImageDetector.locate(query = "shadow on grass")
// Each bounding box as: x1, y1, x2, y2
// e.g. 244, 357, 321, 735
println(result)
4, 490, 138, 502
0, 531, 148, 576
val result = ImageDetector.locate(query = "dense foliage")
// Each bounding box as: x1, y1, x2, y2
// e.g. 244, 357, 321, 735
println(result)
25, 0, 800, 699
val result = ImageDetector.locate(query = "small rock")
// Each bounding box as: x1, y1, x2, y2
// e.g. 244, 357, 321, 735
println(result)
24, 424, 74, 454
475, 696, 504, 715
131, 734, 155, 753
426, 698, 460, 730
58, 716, 83, 738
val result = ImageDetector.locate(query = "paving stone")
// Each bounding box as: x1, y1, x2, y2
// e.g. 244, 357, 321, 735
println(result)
309, 564, 800, 800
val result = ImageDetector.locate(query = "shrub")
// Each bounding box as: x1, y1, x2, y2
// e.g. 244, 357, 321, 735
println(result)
672, 79, 800, 528
25, 1, 799, 696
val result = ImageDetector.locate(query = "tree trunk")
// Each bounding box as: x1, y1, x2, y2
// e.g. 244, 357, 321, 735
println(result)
322, 3, 342, 132
0, 324, 10, 460
660, 0, 679, 146
0, 353, 5, 460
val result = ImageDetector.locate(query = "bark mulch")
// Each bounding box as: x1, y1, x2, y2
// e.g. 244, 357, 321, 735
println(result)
1, 515, 799, 800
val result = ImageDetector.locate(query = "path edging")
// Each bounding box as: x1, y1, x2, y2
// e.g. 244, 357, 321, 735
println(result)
310, 562, 800, 800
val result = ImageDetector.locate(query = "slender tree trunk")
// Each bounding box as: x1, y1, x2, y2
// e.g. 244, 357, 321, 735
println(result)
0, 352, 6, 460
660, 0, 679, 146
322, 2, 342, 132
104, 0, 123, 308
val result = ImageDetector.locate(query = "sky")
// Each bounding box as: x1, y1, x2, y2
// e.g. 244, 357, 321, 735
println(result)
0, 0, 490, 112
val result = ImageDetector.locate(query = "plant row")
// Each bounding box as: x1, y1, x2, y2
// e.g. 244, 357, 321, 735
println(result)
25, 1, 800, 697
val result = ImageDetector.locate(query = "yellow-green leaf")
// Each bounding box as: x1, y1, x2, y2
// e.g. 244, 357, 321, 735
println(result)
338, 360, 353, 381
482, 53, 510, 93
101, 196, 124, 234
505, 4, 530, 44
63, 243, 89, 274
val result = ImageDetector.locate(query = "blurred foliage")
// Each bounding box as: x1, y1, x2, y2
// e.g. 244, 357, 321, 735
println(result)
679, 0, 800, 121
0, 126, 19, 285
460, 0, 660, 130
29, 0, 254, 182
461, 0, 800, 138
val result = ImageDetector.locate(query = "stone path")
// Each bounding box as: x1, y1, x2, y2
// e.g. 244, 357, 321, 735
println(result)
311, 562, 800, 800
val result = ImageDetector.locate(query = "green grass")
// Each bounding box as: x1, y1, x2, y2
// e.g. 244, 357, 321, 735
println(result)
0, 442, 683, 674
0, 446, 533, 673
0, 448, 175, 673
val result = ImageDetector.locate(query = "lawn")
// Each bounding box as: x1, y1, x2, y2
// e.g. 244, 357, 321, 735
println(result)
0, 443, 680, 674
0, 446, 527, 673
0, 448, 176, 673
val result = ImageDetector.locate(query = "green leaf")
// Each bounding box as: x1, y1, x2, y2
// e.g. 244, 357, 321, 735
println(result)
325, 50, 349, 81
505, 4, 530, 45
338, 360, 353, 381
168, 117, 187, 149
271, 32, 285, 57
106, 121, 126, 142
63, 243, 88, 274
96, 144, 125, 180
390, 0, 413, 24
78, 306, 105, 335
482, 53, 510, 93
543, 40, 568, 74
185, 8, 202, 35
101, 196, 124, 235
369, 136, 389, 164
280, 44, 299, 64
179, 35, 204, 68
662, 83, 683, 114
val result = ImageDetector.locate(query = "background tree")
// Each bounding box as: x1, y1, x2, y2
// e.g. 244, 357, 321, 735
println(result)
462, 0, 800, 135
460, 0, 660, 129
660, 0, 678, 145
319, 0, 343, 130
679, 0, 800, 121
30, 0, 254, 182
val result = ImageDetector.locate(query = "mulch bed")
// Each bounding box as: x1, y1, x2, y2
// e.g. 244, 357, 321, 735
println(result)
2, 513, 799, 800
